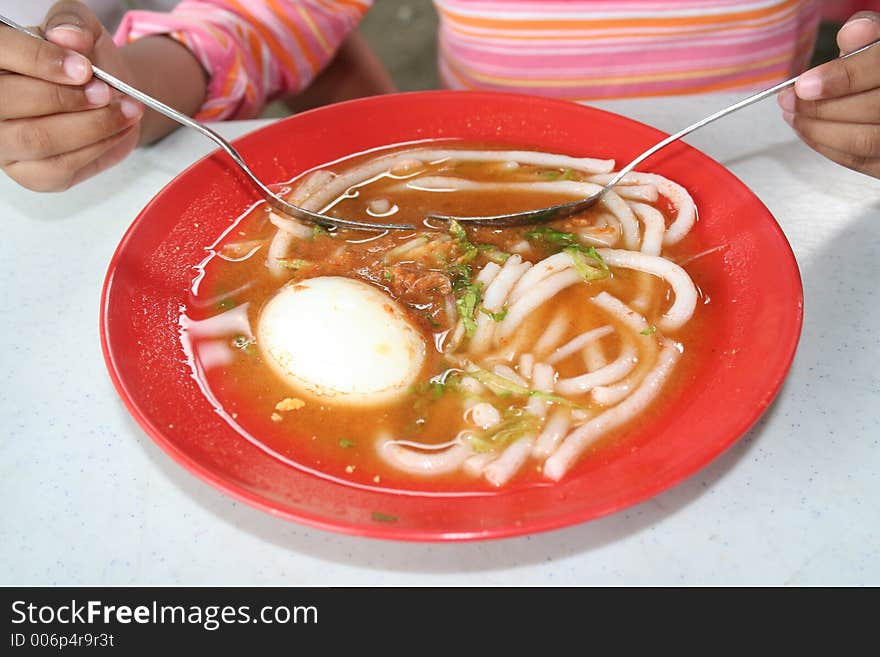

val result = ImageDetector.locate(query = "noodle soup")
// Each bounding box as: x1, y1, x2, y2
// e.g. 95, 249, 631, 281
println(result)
181, 144, 708, 490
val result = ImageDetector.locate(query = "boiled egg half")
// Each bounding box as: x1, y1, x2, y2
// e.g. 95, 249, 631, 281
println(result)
257, 276, 426, 405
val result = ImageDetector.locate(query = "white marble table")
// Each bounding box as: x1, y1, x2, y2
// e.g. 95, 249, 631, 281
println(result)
1, 94, 878, 585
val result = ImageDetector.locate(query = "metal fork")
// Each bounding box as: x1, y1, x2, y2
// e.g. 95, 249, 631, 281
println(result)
0, 13, 415, 231
428, 37, 880, 227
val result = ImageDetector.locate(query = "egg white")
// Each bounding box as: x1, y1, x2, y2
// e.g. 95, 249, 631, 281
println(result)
257, 276, 427, 405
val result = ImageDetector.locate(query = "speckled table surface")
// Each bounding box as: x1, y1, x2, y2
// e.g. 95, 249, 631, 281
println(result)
1, 94, 878, 585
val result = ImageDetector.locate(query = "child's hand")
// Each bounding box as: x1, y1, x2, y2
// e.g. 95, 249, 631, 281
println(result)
0, 1, 144, 192
777, 12, 880, 179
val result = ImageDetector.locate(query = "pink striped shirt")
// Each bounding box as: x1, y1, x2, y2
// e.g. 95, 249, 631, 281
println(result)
114, 0, 371, 120
113, 1, 871, 117
435, 1, 824, 99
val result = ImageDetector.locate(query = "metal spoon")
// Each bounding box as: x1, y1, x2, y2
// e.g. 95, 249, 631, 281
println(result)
0, 13, 415, 232
428, 37, 880, 227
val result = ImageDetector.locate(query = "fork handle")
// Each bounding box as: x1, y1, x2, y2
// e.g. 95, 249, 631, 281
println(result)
606, 37, 880, 188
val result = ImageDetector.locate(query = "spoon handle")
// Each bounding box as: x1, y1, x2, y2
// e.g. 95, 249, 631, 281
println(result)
606, 37, 880, 187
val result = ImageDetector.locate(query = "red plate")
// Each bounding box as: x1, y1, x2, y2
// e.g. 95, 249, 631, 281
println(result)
101, 91, 802, 541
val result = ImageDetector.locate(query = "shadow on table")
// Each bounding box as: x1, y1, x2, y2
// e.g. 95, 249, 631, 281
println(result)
127, 396, 779, 576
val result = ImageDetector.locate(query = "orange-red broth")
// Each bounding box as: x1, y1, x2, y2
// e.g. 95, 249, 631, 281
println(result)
183, 147, 717, 492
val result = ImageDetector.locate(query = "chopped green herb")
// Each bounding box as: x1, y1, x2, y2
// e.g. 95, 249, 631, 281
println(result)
540, 170, 561, 180
561, 168, 577, 181
477, 244, 512, 264
465, 408, 540, 453
480, 307, 508, 322
640, 325, 657, 336
277, 258, 312, 271
525, 226, 580, 250
312, 224, 329, 239
383, 269, 394, 282
338, 439, 356, 448
216, 297, 235, 311
448, 219, 478, 263
371, 511, 398, 523
468, 367, 589, 410
455, 282, 482, 337
448, 263, 473, 291
564, 246, 609, 281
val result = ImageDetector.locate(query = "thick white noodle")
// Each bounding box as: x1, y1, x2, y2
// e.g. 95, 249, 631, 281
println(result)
526, 363, 556, 417
599, 189, 640, 250
547, 325, 614, 365
532, 407, 572, 459
467, 402, 502, 429
268, 212, 313, 238
588, 171, 696, 245
508, 252, 571, 305
556, 338, 638, 395
591, 380, 634, 406
630, 202, 665, 256
543, 341, 682, 481
576, 224, 620, 248
589, 292, 660, 405
613, 184, 659, 203
382, 235, 429, 262
470, 257, 531, 353
518, 353, 535, 380
492, 364, 529, 388
591, 291, 652, 333
498, 269, 582, 342
458, 375, 487, 396
484, 436, 536, 487
583, 341, 608, 372
464, 452, 496, 477
266, 169, 333, 277
596, 249, 697, 332
482, 255, 528, 311
378, 440, 471, 476
476, 261, 503, 288
531, 311, 571, 357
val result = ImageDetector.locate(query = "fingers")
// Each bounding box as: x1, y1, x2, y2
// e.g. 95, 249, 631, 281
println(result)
43, 0, 118, 64
3, 124, 139, 192
791, 132, 880, 179
794, 13, 880, 101
0, 75, 112, 120
777, 85, 880, 124
785, 111, 880, 164
0, 23, 90, 85
0, 99, 143, 165
837, 12, 880, 54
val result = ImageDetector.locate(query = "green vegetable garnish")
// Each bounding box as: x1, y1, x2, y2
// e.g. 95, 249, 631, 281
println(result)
339, 439, 356, 448
480, 307, 508, 322
371, 511, 398, 523
448, 219, 478, 263
640, 325, 657, 336
312, 224, 329, 239
465, 408, 540, 453
525, 226, 580, 249
216, 297, 235, 311
467, 368, 589, 410
455, 282, 482, 337
277, 258, 312, 271
383, 269, 394, 282
564, 246, 609, 281
478, 243, 512, 264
